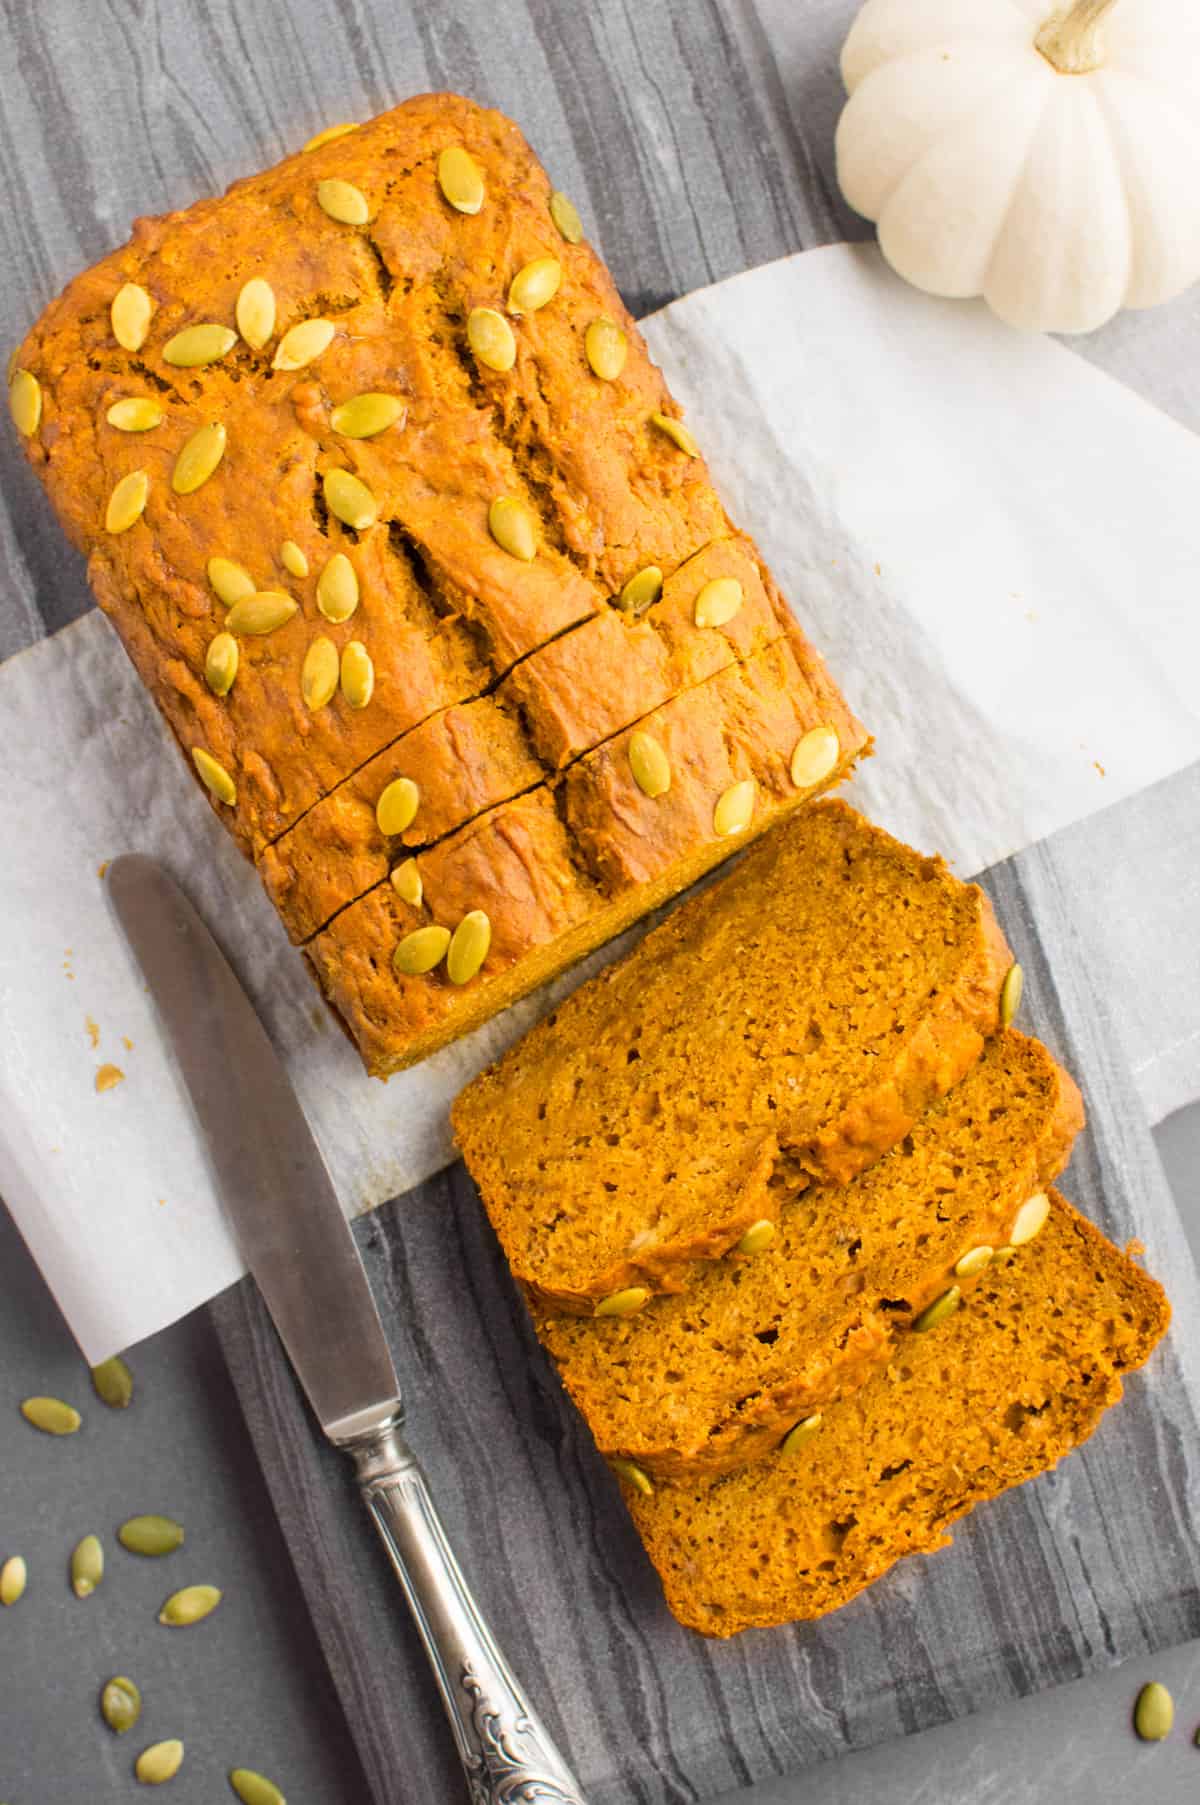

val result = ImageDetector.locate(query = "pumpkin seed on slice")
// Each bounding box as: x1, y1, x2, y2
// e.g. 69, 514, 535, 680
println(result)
301, 636, 340, 712
236, 278, 276, 351
303, 121, 359, 153
272, 318, 336, 372
790, 724, 840, 790
1134, 1681, 1174, 1742
713, 778, 756, 837
488, 495, 536, 562
91, 1354, 134, 1408
158, 1584, 221, 1627
629, 731, 671, 799
101, 1675, 142, 1735
226, 591, 298, 636
317, 177, 369, 225
549, 190, 583, 244
594, 1287, 649, 1320
1009, 1190, 1049, 1247
340, 640, 374, 709
316, 551, 360, 621
781, 1413, 823, 1455
106, 469, 149, 534
135, 1739, 184, 1784
617, 564, 663, 615
650, 410, 699, 457
192, 748, 237, 807
393, 924, 451, 977
279, 539, 309, 578
106, 397, 163, 433
694, 576, 743, 628
993, 1244, 1019, 1264
736, 1219, 776, 1256
230, 1770, 287, 1805
508, 257, 561, 315
111, 283, 153, 352
119, 1515, 185, 1557
9, 368, 42, 436
172, 421, 226, 495
467, 307, 516, 373
0, 1556, 27, 1606
999, 961, 1024, 1027
71, 1534, 104, 1598
204, 633, 239, 697
447, 910, 491, 986
376, 777, 420, 838
21, 1395, 81, 1435
609, 1459, 653, 1497
207, 556, 256, 606
584, 318, 627, 382
954, 1245, 994, 1279
391, 859, 423, 907
163, 324, 236, 368
331, 392, 406, 439
912, 1285, 962, 1333
323, 467, 378, 530
437, 146, 484, 215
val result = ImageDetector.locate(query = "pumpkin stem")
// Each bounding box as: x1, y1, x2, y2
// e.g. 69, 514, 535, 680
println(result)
1035, 0, 1120, 74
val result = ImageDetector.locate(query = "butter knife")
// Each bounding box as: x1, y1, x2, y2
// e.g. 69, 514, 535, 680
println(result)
108, 855, 587, 1805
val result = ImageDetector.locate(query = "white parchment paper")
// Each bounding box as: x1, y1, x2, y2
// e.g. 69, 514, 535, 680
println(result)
4, 243, 1200, 1360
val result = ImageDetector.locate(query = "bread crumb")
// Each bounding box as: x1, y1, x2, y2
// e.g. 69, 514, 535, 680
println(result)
95, 1063, 125, 1094
97, 860, 110, 878
122, 1036, 134, 1052
1126, 1238, 1146, 1262
1093, 761, 1106, 778
85, 1015, 100, 1049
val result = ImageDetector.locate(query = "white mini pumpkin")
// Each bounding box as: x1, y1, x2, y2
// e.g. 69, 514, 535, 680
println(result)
836, 0, 1200, 333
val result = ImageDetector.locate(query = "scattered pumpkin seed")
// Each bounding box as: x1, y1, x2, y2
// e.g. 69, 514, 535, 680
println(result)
331, 392, 405, 438
163, 323, 236, 368
230, 1770, 287, 1805
1134, 1681, 1174, 1742
0, 1556, 27, 1606
71, 1534, 104, 1598
437, 145, 485, 215
136, 1739, 184, 1784
280, 539, 309, 579
172, 421, 226, 495
467, 306, 516, 373
323, 467, 377, 530
594, 1287, 649, 1320
301, 636, 340, 712
204, 634, 240, 698
1000, 961, 1024, 1027
119, 1515, 185, 1557
713, 778, 756, 837
158, 1584, 221, 1627
316, 551, 360, 621
736, 1219, 776, 1256
790, 725, 840, 790
236, 278, 276, 351
609, 1459, 653, 1497
781, 1413, 823, 1454
584, 318, 627, 382
447, 910, 492, 985
650, 411, 699, 457
376, 777, 420, 838
192, 748, 237, 807
1009, 1190, 1050, 1247
111, 283, 153, 352
393, 924, 451, 977
106, 396, 163, 433
272, 318, 336, 372
488, 495, 536, 562
629, 730, 671, 799
508, 257, 561, 315
303, 121, 359, 153
391, 859, 423, 907
549, 190, 583, 244
101, 1675, 142, 1735
208, 556, 256, 606
21, 1396, 81, 1435
91, 1354, 134, 1408
9, 368, 42, 435
617, 564, 663, 615
340, 639, 374, 709
954, 1245, 994, 1279
694, 576, 743, 629
106, 469, 149, 534
225, 591, 298, 636
912, 1285, 962, 1333
317, 177, 370, 225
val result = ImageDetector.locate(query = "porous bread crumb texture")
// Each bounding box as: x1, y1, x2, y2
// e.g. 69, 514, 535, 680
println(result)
14, 91, 868, 1071
453, 802, 1012, 1311
538, 1030, 1084, 1478
626, 1192, 1170, 1636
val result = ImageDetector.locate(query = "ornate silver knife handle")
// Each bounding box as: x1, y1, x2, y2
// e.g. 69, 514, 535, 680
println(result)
341, 1414, 588, 1805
